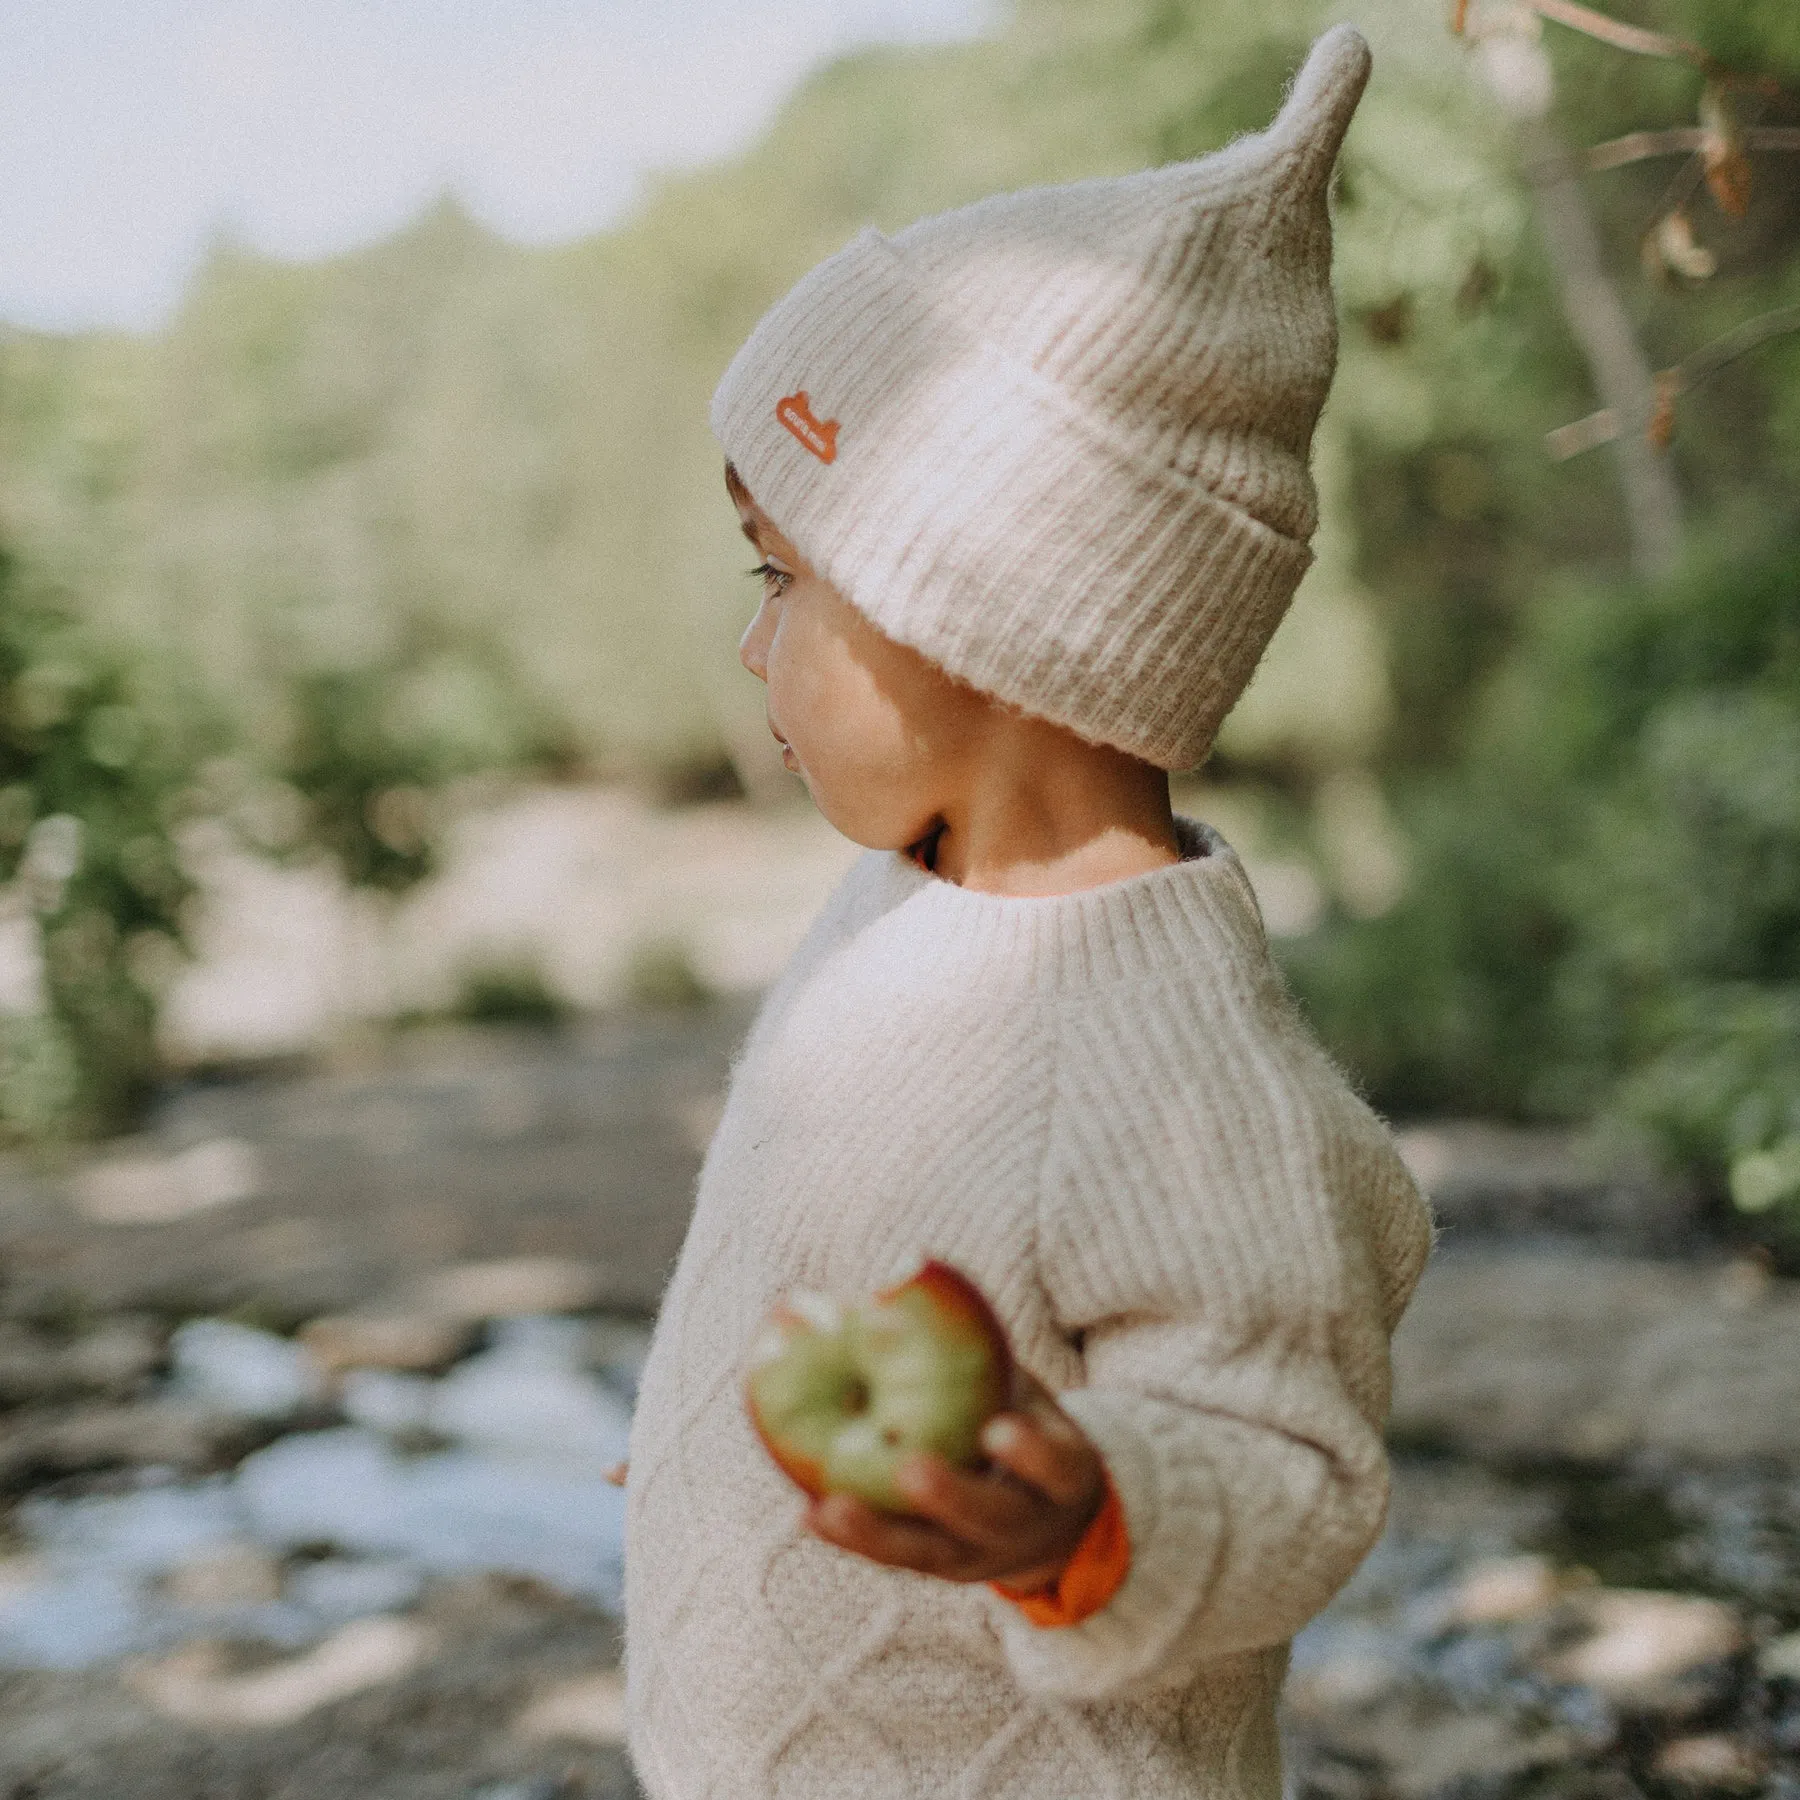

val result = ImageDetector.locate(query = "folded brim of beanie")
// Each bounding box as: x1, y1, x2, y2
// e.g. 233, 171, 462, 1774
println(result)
711, 228, 1313, 772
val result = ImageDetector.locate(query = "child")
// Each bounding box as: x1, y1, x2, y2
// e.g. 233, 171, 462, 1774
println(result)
622, 24, 1434, 1799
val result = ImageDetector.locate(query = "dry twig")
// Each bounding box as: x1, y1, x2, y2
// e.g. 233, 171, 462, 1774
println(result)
1529, 0, 1713, 69
1547, 304, 1800, 458
1584, 126, 1800, 172
1456, 0, 1780, 91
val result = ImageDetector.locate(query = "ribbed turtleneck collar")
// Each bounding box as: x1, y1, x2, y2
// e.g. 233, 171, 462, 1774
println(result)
863, 814, 1269, 997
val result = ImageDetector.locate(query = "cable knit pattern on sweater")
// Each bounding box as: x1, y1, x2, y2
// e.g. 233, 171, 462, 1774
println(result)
624, 820, 1433, 1800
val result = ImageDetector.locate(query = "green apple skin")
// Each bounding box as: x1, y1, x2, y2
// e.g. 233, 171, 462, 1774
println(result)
745, 1260, 1013, 1514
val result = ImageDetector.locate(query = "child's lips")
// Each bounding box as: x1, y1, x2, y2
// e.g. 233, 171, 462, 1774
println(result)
769, 720, 799, 771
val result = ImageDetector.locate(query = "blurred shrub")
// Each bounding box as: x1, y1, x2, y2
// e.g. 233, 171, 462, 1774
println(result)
0, 0, 1790, 1164
451, 956, 570, 1028
1283, 519, 1800, 1232
0, 549, 572, 1139
624, 937, 712, 1011
0, 552, 208, 1139
0, 0, 1532, 800
274, 622, 576, 891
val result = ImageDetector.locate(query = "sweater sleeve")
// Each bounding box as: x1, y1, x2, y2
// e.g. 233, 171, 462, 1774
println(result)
990, 984, 1432, 1703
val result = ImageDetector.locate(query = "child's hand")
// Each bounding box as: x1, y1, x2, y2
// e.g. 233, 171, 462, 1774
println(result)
802, 1367, 1104, 1592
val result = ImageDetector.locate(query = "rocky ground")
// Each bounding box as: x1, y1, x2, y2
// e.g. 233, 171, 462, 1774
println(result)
0, 1003, 1795, 1799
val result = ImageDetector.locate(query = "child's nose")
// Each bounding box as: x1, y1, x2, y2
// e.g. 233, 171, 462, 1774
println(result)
739, 602, 773, 681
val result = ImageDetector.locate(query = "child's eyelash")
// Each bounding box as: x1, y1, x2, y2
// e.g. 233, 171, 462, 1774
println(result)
747, 562, 793, 590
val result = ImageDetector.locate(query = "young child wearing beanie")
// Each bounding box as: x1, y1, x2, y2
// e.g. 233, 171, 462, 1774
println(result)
622, 25, 1434, 1800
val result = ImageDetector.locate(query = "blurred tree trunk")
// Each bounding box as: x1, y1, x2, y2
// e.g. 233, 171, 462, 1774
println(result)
1518, 124, 1685, 581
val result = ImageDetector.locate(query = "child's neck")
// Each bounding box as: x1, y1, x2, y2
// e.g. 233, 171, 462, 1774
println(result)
913, 724, 1181, 897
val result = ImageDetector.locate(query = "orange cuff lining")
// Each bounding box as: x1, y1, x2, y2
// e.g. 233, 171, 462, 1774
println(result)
989, 1466, 1130, 1628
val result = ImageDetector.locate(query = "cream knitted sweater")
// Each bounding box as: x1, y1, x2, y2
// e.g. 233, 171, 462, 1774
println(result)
624, 819, 1433, 1800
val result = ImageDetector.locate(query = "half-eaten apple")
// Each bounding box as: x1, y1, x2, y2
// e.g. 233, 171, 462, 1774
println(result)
745, 1259, 1013, 1514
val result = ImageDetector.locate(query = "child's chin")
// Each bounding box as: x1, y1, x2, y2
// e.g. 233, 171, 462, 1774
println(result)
807, 787, 917, 857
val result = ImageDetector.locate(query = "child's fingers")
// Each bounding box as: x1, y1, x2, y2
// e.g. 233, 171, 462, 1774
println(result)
893, 1453, 1040, 1549
806, 1492, 972, 1578
980, 1408, 1098, 1509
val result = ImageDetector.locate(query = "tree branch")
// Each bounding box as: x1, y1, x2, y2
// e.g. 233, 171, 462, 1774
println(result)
1524, 0, 1733, 79
1683, 303, 1800, 382
1512, 0, 1778, 89
1585, 125, 1800, 172
1546, 304, 1800, 459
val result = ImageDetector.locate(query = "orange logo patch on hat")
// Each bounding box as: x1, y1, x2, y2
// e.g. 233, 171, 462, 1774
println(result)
776, 391, 839, 464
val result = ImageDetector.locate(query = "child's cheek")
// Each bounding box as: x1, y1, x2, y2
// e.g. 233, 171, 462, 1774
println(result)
770, 610, 935, 848
792, 724, 929, 852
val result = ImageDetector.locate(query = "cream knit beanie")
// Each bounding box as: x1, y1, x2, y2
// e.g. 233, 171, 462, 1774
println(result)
712, 24, 1371, 770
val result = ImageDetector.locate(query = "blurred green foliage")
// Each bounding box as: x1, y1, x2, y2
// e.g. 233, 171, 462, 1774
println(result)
451, 956, 571, 1029
1285, 518, 1799, 1099
0, 0, 1794, 1193
624, 938, 714, 1012
1272, 0, 1800, 1236
0, 0, 1542, 792
274, 624, 574, 891
1287, 518, 1800, 1239
0, 552, 207, 1138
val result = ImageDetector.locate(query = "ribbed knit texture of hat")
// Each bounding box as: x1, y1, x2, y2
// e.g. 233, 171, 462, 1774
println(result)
711, 24, 1371, 770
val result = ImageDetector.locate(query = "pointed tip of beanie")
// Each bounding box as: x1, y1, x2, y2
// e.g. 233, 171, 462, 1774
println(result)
1272, 23, 1372, 180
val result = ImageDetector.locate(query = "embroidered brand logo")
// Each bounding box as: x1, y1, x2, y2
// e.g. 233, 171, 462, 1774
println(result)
776, 391, 839, 464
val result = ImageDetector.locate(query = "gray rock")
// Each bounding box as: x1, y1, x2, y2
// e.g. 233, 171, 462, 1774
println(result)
1539, 1590, 1745, 1715
168, 1318, 324, 1421
410, 1258, 612, 1322
68, 1138, 263, 1226
159, 1542, 282, 1607
1391, 1249, 1800, 1464
431, 1319, 630, 1466
0, 1000, 754, 1325
234, 1426, 626, 1606
1760, 1630, 1800, 1682
1650, 1733, 1767, 1790
1395, 1123, 1697, 1251
286, 1556, 425, 1623
0, 1317, 162, 1407
0, 1401, 251, 1492
299, 1309, 474, 1375
339, 1368, 437, 1436
1388, 1710, 1583, 1798
1295, 1692, 1587, 1800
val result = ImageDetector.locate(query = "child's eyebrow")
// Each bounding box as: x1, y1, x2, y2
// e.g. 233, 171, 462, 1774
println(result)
738, 517, 764, 548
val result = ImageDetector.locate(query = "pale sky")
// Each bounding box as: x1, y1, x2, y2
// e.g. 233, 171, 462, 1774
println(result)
2, 0, 1001, 335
